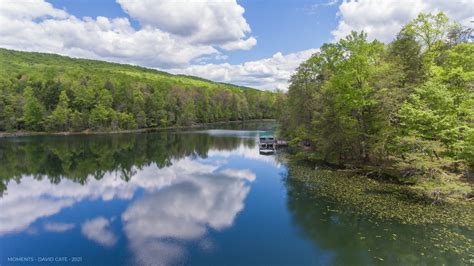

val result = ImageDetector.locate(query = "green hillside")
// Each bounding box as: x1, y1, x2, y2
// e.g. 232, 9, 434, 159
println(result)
0, 48, 277, 132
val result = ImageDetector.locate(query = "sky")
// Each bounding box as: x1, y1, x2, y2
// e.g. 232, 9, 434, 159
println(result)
0, 0, 472, 91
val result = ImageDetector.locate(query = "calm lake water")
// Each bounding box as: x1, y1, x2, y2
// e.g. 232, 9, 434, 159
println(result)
0, 122, 471, 265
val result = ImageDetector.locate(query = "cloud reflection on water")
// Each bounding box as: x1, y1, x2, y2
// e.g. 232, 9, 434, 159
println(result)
43, 222, 75, 233
0, 142, 268, 265
81, 216, 117, 247
122, 170, 254, 265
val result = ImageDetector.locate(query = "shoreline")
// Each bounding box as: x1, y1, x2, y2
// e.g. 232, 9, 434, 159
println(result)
289, 152, 473, 203
0, 119, 277, 138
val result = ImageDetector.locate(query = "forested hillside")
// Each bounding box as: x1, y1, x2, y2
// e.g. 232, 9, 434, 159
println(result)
279, 12, 473, 189
0, 49, 277, 132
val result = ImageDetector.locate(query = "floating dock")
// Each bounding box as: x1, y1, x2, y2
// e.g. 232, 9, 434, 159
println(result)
258, 135, 288, 154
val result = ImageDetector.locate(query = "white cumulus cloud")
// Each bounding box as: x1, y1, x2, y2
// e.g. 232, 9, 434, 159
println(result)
0, 0, 67, 19
221, 36, 257, 51
117, 0, 256, 49
332, 0, 474, 42
171, 48, 318, 91
0, 0, 257, 68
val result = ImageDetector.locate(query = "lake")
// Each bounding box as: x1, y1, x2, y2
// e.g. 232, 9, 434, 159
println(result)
0, 122, 472, 265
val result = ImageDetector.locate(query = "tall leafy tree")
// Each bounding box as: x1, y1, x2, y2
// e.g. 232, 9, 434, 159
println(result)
22, 87, 45, 130
46, 90, 71, 131
402, 12, 450, 53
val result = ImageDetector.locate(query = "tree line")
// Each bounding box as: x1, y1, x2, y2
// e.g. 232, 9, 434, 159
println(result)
0, 49, 277, 132
278, 12, 473, 182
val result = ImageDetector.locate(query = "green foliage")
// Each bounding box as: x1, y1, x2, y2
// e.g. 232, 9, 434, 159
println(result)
402, 12, 450, 53
388, 32, 426, 86
45, 90, 71, 131
117, 112, 137, 129
281, 12, 474, 184
0, 85, 20, 130
0, 48, 277, 132
89, 104, 113, 130
459, 129, 474, 168
22, 87, 45, 130
399, 81, 457, 142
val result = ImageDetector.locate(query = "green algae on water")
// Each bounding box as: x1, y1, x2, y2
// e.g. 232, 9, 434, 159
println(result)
287, 162, 474, 264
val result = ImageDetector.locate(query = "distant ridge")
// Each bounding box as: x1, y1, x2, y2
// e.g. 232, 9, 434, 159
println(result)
0, 48, 277, 132
0, 48, 255, 91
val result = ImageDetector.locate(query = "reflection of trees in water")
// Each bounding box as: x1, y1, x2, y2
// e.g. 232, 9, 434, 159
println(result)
284, 171, 469, 265
0, 132, 255, 195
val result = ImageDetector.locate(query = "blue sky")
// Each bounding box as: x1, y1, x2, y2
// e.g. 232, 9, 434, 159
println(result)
0, 0, 472, 90
224, 0, 340, 64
